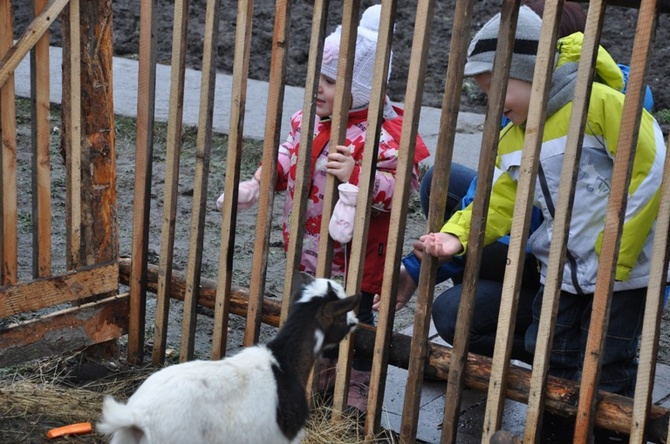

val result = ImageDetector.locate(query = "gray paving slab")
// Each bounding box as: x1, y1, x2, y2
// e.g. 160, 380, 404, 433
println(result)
14, 46, 484, 171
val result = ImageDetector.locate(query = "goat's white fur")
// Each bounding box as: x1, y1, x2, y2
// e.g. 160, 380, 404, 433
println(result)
98, 346, 299, 444
97, 274, 360, 444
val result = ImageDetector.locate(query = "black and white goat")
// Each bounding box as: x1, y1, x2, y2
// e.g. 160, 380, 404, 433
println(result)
97, 272, 361, 444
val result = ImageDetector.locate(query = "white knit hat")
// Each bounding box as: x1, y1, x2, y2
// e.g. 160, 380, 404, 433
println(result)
464, 5, 543, 83
321, 4, 392, 109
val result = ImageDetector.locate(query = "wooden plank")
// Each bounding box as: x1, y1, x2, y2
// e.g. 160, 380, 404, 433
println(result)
630, 133, 670, 443
180, 0, 220, 361
157, 0, 188, 362
0, 261, 118, 318
481, 1, 561, 441
359, 0, 406, 438
280, 0, 328, 324
523, 2, 606, 442
440, 2, 520, 443
0, 0, 18, 286
62, 0, 82, 270
0, 293, 128, 368
119, 258, 282, 327
129, 0, 157, 365
31, 0, 53, 278
243, 0, 290, 347
329, 0, 361, 421
211, 0, 254, 360
0, 0, 69, 90
574, 0, 658, 441
398, 0, 474, 440
283, 5, 328, 408
623, 3, 665, 443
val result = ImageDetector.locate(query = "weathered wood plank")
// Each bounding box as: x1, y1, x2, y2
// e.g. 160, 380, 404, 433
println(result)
31, 0, 53, 278
0, 0, 18, 286
118, 258, 281, 326
128, 0, 158, 366
211, 0, 254, 360
0, 0, 69, 89
0, 293, 128, 368
0, 262, 119, 318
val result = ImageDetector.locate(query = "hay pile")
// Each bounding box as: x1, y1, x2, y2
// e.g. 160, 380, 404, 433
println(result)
0, 352, 397, 443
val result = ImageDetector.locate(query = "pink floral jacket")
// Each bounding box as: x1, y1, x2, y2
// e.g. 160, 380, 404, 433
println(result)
273, 107, 429, 294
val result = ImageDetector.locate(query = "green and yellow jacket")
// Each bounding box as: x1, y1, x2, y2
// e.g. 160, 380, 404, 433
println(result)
442, 33, 667, 295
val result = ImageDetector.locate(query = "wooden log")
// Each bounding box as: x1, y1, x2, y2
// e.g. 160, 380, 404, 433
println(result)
118, 258, 282, 327
118, 257, 669, 442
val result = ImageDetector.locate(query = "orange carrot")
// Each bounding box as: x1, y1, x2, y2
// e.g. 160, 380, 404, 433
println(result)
46, 422, 93, 439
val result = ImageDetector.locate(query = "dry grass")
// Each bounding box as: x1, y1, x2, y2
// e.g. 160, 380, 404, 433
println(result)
0, 352, 397, 443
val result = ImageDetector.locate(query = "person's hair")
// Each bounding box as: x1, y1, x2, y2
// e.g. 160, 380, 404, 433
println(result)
524, 0, 587, 38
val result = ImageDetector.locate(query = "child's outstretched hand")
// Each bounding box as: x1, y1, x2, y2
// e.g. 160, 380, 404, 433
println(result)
216, 166, 262, 211
416, 232, 463, 259
326, 145, 355, 183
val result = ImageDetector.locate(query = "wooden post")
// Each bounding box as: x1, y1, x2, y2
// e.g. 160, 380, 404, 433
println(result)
62, 0, 116, 272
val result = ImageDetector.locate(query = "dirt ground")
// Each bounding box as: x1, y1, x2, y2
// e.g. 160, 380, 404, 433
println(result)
5, 1, 670, 442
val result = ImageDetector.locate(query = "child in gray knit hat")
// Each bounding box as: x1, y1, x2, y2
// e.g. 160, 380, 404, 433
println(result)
216, 3, 430, 415
413, 4, 668, 442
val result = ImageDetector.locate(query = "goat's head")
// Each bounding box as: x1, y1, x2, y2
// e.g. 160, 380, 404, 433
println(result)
290, 271, 361, 354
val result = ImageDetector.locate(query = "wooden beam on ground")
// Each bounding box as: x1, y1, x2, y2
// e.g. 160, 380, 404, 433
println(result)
0, 293, 128, 368
118, 258, 282, 327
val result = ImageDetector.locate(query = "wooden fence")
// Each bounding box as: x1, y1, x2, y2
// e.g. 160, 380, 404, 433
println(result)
1, 0, 669, 443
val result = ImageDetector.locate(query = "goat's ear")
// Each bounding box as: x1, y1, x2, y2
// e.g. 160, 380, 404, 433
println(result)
290, 271, 315, 300
325, 293, 361, 317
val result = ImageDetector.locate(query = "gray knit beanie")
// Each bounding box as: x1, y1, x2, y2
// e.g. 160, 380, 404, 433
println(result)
464, 5, 543, 82
321, 4, 392, 109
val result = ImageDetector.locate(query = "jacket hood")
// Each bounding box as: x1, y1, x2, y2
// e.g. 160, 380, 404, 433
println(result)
556, 32, 625, 92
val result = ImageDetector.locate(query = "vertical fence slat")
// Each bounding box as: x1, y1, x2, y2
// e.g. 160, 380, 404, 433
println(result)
0, 0, 17, 285
439, 2, 521, 442
315, 0, 360, 282
575, 0, 659, 440
0, 0, 69, 89
630, 133, 670, 444
280, 0, 328, 323
626, 2, 665, 442
182, 0, 219, 357
159, 0, 189, 362
481, 0, 561, 440
64, 0, 82, 271
329, 0, 361, 421
212, 0, 254, 359
244, 0, 291, 347
361, 0, 402, 437
31, 0, 52, 278
523, 2, 606, 442
398, 0, 474, 442
131, 0, 157, 366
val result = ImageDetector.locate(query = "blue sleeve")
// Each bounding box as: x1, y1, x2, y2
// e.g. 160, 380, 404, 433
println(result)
618, 64, 654, 112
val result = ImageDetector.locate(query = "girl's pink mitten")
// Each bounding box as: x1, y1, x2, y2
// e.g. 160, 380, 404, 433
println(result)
215, 180, 260, 211
329, 183, 359, 243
